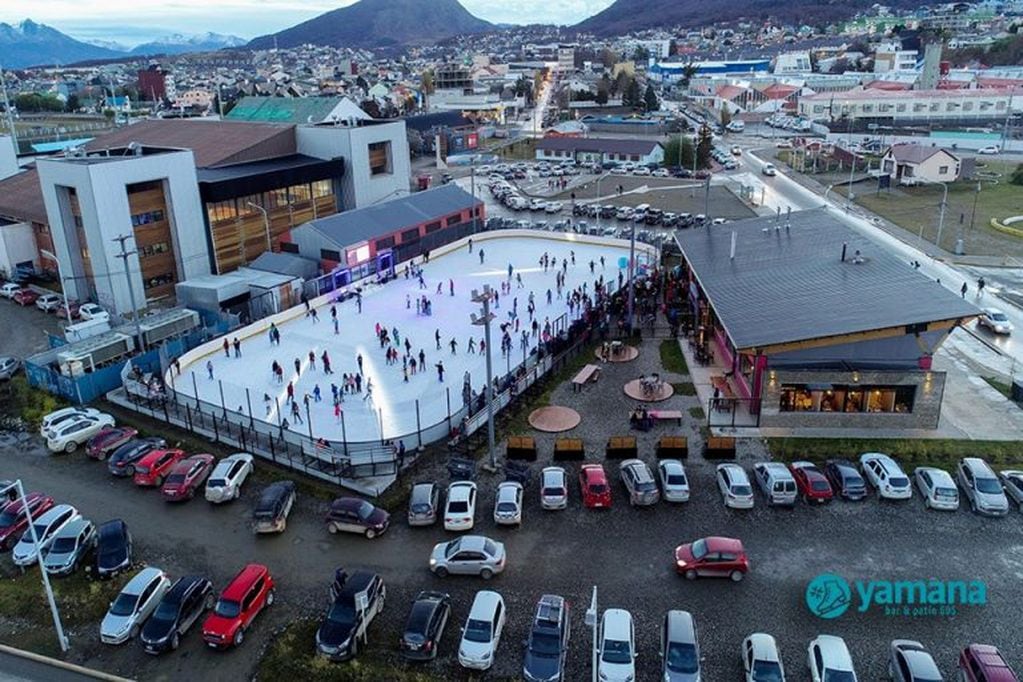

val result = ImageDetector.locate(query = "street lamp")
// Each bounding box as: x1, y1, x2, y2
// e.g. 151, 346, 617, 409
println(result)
585, 586, 598, 682
471, 286, 497, 470
246, 201, 272, 252
594, 171, 610, 230
39, 248, 73, 323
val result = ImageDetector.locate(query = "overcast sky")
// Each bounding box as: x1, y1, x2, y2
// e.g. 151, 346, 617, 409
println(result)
1, 0, 616, 47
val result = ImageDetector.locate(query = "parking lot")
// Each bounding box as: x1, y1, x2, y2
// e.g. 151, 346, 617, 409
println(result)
0, 292, 64, 361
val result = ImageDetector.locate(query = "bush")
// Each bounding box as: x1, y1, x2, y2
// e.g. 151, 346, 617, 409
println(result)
1010, 163, 1023, 186
1, 377, 66, 428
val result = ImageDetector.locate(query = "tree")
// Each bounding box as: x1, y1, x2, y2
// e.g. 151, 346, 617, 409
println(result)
696, 125, 713, 169
632, 46, 650, 62
599, 48, 617, 69
623, 78, 641, 108
680, 63, 698, 89
65, 93, 80, 113
595, 88, 609, 105
720, 103, 732, 127
14, 93, 64, 113
643, 84, 659, 113
420, 69, 434, 95
662, 135, 696, 167
1011, 163, 1023, 186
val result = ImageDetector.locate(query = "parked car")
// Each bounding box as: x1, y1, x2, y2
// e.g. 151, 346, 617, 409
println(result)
202, 563, 275, 648
523, 594, 570, 682
35, 293, 64, 312
888, 639, 942, 682
444, 481, 477, 531
100, 567, 172, 645
978, 308, 1013, 335
0, 282, 22, 298
807, 635, 857, 682
859, 453, 912, 500
56, 301, 80, 319
0, 355, 20, 380
598, 608, 636, 682
140, 575, 215, 654
408, 481, 441, 526
789, 461, 834, 504
316, 570, 386, 661
540, 467, 569, 510
41, 518, 96, 576
824, 459, 868, 501
252, 481, 296, 534
46, 413, 116, 453
620, 459, 660, 507
579, 463, 612, 509
78, 303, 109, 321
12, 504, 80, 567
674, 536, 749, 581
161, 454, 215, 502
458, 590, 506, 670
95, 519, 133, 578
657, 460, 691, 503
493, 481, 523, 526
430, 534, 506, 579
977, 145, 1001, 155
998, 470, 1023, 509
326, 497, 390, 538
204, 453, 254, 503
958, 457, 1009, 516
661, 609, 700, 682
133, 449, 186, 487
13, 288, 39, 306
958, 643, 1019, 681
717, 463, 755, 509
753, 462, 798, 506
0, 492, 54, 550
913, 466, 960, 511
86, 427, 138, 461
107, 438, 167, 477
399, 590, 451, 661
743, 632, 786, 682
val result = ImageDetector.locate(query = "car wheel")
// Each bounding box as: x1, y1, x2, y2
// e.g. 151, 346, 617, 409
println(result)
171, 633, 180, 650
125, 465, 135, 476
434, 566, 448, 578
97, 451, 108, 462
684, 569, 698, 580
266, 589, 275, 606
365, 528, 377, 539
65, 441, 77, 454
350, 636, 358, 656
155, 475, 164, 487
233, 629, 244, 647
187, 489, 195, 500
730, 570, 744, 582
924, 497, 931, 509
327, 522, 340, 534
480, 568, 493, 580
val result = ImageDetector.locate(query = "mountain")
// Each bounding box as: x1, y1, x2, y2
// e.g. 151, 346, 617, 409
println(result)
86, 38, 131, 53
247, 0, 493, 50
129, 32, 246, 56
574, 0, 929, 36
0, 19, 123, 68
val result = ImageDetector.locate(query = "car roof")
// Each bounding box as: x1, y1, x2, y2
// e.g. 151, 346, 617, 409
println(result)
541, 466, 565, 479
601, 609, 632, 638
221, 564, 268, 600
54, 518, 90, 537
962, 457, 996, 475
448, 481, 475, 499
815, 635, 853, 668
469, 589, 503, 617
166, 575, 206, 601
705, 536, 744, 552
582, 464, 607, 481
36, 504, 75, 524
968, 645, 1016, 677
338, 570, 376, 597
497, 482, 521, 498
665, 610, 696, 643
331, 496, 369, 511
660, 460, 684, 473
124, 567, 166, 594
98, 519, 127, 537
455, 535, 492, 552
901, 649, 941, 676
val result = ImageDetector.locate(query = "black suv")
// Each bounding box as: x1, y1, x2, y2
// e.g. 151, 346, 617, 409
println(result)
252, 480, 296, 534
107, 437, 166, 477
399, 591, 451, 661
95, 519, 132, 578
140, 575, 214, 654
522, 594, 571, 682
316, 570, 386, 661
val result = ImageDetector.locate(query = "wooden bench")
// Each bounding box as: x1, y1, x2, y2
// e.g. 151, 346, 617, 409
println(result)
506, 435, 537, 462
656, 436, 689, 460
704, 436, 737, 460
553, 437, 585, 461
605, 435, 638, 460
572, 364, 601, 392
648, 409, 683, 425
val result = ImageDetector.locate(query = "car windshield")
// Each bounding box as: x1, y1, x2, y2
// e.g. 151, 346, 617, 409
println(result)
152, 599, 180, 622
732, 485, 752, 496
50, 536, 77, 552
355, 501, 375, 520
976, 477, 1002, 495
214, 599, 241, 619
327, 602, 357, 627
0, 509, 21, 526
665, 641, 699, 674
811, 480, 830, 492
888, 477, 909, 489
165, 474, 186, 485
497, 502, 517, 512
463, 618, 492, 643
845, 475, 865, 488
447, 501, 468, 513
207, 478, 226, 489
529, 631, 561, 656
823, 671, 856, 682
691, 539, 708, 559
542, 487, 564, 496
110, 592, 139, 617
134, 466, 150, 475
936, 487, 958, 498
444, 539, 462, 558
667, 474, 687, 486
991, 312, 1008, 321
752, 660, 785, 681
30, 522, 49, 539
601, 638, 632, 664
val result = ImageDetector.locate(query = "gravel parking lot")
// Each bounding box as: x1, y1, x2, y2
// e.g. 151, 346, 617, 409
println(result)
0, 295, 63, 361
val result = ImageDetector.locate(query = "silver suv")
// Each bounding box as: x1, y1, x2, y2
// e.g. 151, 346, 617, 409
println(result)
620, 459, 660, 506
957, 457, 1009, 516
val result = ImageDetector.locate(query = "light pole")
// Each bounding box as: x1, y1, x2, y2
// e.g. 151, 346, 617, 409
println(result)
914, 180, 948, 249
39, 248, 73, 323
112, 234, 145, 351
594, 171, 609, 230
1, 481, 68, 652
471, 286, 497, 470
626, 220, 637, 333
246, 201, 272, 252
585, 585, 598, 682
470, 159, 478, 235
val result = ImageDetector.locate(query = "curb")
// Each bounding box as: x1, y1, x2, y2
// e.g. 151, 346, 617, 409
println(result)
0, 644, 135, 682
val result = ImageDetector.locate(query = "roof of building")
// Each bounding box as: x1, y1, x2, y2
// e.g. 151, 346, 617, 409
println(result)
85, 119, 296, 168
297, 184, 482, 249
802, 86, 1023, 101
673, 208, 977, 350
226, 96, 370, 124
884, 143, 957, 164
715, 84, 748, 100
403, 111, 476, 132
248, 251, 319, 279
536, 137, 662, 156
0, 168, 47, 225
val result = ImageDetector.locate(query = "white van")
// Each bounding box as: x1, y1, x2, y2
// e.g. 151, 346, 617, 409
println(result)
753, 462, 797, 506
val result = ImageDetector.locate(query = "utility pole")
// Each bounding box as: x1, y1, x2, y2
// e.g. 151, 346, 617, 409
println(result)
470, 159, 477, 235
0, 62, 18, 154
471, 286, 497, 470
112, 234, 145, 351
626, 221, 637, 333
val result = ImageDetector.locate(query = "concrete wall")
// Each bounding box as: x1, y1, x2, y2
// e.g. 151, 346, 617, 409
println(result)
0, 136, 17, 181
0, 221, 38, 275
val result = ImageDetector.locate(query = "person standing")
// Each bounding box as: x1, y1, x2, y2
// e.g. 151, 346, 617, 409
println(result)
479, 249, 485, 264
308, 350, 316, 371
222, 338, 230, 358
334, 401, 342, 423
436, 361, 445, 382
450, 338, 458, 355
357, 354, 364, 373
419, 348, 426, 368
468, 238, 473, 253
355, 373, 362, 393
435, 329, 441, 350
232, 338, 241, 358
961, 282, 968, 298
286, 381, 295, 403
294, 357, 302, 376
449, 279, 454, 297
977, 277, 986, 298
291, 400, 303, 424
207, 360, 214, 380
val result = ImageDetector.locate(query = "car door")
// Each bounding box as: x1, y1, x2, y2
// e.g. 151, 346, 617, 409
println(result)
717, 470, 728, 498
242, 578, 264, 627
811, 644, 824, 682
491, 600, 504, 651
744, 638, 755, 678
180, 585, 201, 632
136, 580, 158, 623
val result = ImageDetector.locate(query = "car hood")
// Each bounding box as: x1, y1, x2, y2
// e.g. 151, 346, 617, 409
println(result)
976, 490, 1008, 507
524, 651, 561, 680
459, 638, 493, 660
599, 661, 635, 681
101, 612, 133, 636
42, 550, 75, 568
202, 613, 237, 634
318, 618, 355, 647
141, 617, 175, 644
674, 544, 695, 563
665, 669, 701, 682
98, 547, 129, 570
366, 509, 389, 527
12, 539, 39, 562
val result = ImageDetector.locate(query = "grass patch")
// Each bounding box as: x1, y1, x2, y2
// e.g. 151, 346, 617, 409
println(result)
0, 376, 68, 429
672, 382, 697, 396
982, 376, 1013, 400
688, 406, 705, 420
0, 564, 130, 628
659, 340, 688, 375
768, 437, 1023, 471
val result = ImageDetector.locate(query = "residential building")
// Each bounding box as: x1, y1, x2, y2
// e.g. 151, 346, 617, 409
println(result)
650, 60, 770, 84
880, 144, 961, 185
774, 52, 812, 74
873, 49, 919, 74
535, 137, 664, 166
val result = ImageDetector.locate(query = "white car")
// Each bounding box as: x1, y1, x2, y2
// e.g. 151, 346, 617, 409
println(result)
807, 635, 857, 682
0, 282, 22, 298
913, 466, 959, 511
540, 466, 568, 510
544, 201, 563, 214
743, 632, 786, 682
632, 167, 651, 176
78, 303, 109, 321
205, 453, 254, 503
45, 413, 115, 453
978, 308, 1013, 335
12, 504, 81, 567
493, 481, 523, 526
958, 457, 1009, 516
458, 590, 506, 670
40, 406, 103, 436
762, 163, 778, 176
100, 567, 172, 645
859, 453, 912, 500
998, 470, 1023, 509
35, 293, 64, 313
977, 145, 1000, 155
444, 481, 477, 531
657, 459, 690, 502
652, 168, 670, 177
598, 608, 636, 682
529, 199, 548, 211
716, 463, 755, 509
753, 462, 798, 506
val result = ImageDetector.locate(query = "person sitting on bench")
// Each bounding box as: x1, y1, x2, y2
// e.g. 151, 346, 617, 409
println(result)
630, 407, 653, 432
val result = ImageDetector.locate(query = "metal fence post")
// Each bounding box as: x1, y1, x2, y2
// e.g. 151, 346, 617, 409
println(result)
340, 410, 348, 457
191, 372, 199, 408
415, 399, 423, 449
446, 387, 452, 431
245, 388, 254, 429
218, 380, 227, 419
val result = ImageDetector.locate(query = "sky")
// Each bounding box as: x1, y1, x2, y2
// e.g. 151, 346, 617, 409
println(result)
0, 0, 616, 47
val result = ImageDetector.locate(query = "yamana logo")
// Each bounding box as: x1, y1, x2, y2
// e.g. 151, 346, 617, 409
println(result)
806, 573, 987, 619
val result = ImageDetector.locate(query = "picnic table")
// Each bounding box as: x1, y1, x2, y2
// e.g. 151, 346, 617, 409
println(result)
648, 409, 683, 425
572, 364, 601, 392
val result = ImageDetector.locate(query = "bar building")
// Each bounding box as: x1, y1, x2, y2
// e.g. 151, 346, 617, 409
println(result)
673, 209, 977, 429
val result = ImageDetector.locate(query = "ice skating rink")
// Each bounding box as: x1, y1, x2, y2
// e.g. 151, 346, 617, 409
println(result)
175, 234, 641, 443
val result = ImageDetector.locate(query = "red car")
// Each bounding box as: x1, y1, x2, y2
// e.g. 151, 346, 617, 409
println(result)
959, 644, 1019, 682
133, 449, 186, 487
161, 454, 215, 501
579, 464, 612, 508
86, 427, 138, 461
0, 493, 55, 550
674, 536, 749, 582
13, 289, 39, 306
789, 461, 834, 504
202, 564, 275, 648
56, 302, 81, 320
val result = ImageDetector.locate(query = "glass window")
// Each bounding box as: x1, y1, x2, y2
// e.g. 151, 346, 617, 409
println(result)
401, 228, 420, 243
280, 242, 299, 254
311, 180, 332, 198
866, 387, 897, 413
368, 141, 392, 175
320, 249, 341, 262
894, 386, 915, 413
425, 221, 442, 234
780, 385, 815, 412
844, 390, 864, 412
376, 236, 395, 250
445, 214, 461, 227
290, 184, 312, 202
